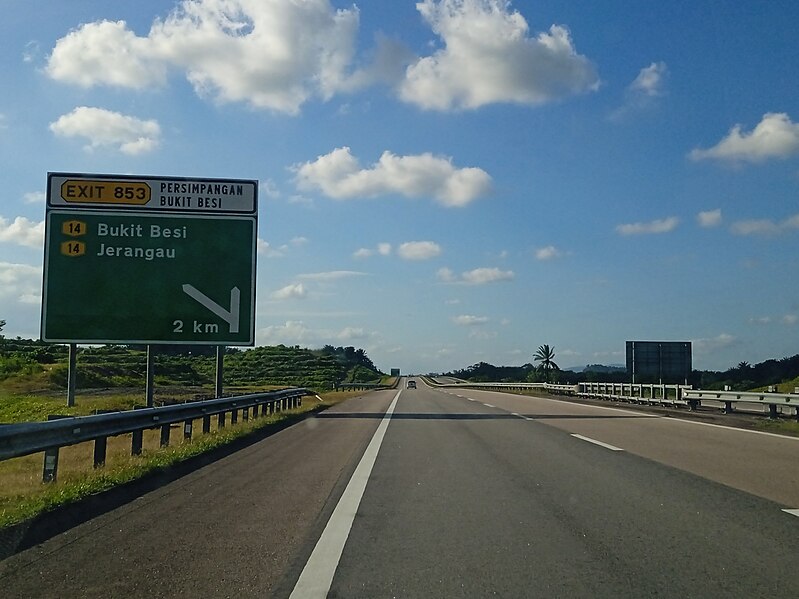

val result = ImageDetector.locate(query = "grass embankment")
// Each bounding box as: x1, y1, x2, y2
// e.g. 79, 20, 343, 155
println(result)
0, 389, 363, 529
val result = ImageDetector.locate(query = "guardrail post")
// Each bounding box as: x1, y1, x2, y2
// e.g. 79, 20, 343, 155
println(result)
93, 437, 107, 468
183, 419, 193, 441
687, 399, 699, 411
724, 400, 734, 414
160, 424, 171, 447
769, 404, 779, 419
261, 403, 268, 416
231, 409, 238, 424
42, 447, 59, 483
132, 430, 143, 455
202, 415, 211, 433
218, 412, 226, 428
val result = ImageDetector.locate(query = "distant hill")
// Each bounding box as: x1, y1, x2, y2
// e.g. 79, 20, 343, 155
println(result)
446, 354, 799, 390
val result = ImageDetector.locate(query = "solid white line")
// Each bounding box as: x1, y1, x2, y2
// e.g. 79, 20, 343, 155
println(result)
781, 509, 799, 517
483, 403, 496, 408
289, 391, 401, 599
467, 398, 475, 402
511, 412, 521, 417
663, 417, 799, 441
571, 433, 624, 452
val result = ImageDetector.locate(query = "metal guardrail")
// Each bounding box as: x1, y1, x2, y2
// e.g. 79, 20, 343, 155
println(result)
425, 379, 546, 391
682, 389, 799, 417
0, 388, 310, 482
426, 378, 799, 420
577, 382, 690, 406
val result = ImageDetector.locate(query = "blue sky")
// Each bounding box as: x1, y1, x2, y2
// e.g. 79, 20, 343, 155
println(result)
1, 0, 798, 373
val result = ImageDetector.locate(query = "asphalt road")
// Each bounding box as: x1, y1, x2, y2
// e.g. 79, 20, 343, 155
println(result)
2, 380, 799, 598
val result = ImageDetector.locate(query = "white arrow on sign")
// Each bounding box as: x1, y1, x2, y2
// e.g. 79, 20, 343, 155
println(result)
182, 284, 240, 333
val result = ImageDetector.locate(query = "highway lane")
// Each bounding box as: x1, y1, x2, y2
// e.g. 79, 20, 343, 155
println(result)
0, 391, 396, 598
2, 381, 799, 597
439, 386, 799, 507
318, 382, 799, 597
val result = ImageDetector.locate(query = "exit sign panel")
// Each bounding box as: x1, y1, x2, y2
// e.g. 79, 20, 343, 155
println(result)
42, 210, 256, 345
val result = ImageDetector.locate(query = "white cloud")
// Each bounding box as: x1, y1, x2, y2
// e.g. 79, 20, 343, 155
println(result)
47, 2, 360, 114
23, 192, 46, 204
399, 0, 598, 110
692, 333, 736, 355
690, 113, 799, 163
0, 262, 42, 305
297, 270, 366, 281
23, 40, 40, 63
783, 314, 798, 326
47, 20, 166, 88
397, 241, 442, 261
290, 236, 309, 246
337, 326, 367, 341
353, 248, 373, 258
629, 61, 667, 97
49, 106, 160, 155
355, 242, 393, 259
257, 238, 287, 257
294, 147, 491, 207
261, 179, 280, 199
271, 283, 306, 300
437, 267, 456, 282
452, 314, 489, 326
258, 320, 372, 345
616, 217, 679, 236
534, 245, 562, 260
697, 209, 722, 228
258, 320, 314, 344
610, 61, 667, 120
438, 266, 514, 285
500, 318, 511, 326
445, 298, 461, 305
0, 216, 44, 248
730, 214, 799, 236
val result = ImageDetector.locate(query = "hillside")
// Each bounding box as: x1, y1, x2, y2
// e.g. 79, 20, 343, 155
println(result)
0, 338, 382, 392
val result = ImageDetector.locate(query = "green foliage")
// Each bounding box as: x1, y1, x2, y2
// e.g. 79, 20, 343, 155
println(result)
0, 354, 43, 381
533, 344, 559, 383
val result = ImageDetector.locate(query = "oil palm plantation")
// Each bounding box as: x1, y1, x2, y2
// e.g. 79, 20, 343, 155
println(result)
534, 344, 559, 383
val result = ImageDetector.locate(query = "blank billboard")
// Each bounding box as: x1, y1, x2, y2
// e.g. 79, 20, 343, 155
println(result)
626, 341, 692, 384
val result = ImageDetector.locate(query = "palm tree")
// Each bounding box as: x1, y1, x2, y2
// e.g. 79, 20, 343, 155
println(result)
534, 344, 559, 383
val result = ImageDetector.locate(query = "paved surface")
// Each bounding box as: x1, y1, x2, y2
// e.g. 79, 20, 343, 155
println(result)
2, 380, 799, 597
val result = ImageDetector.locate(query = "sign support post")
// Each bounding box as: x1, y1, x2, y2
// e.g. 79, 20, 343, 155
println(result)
146, 345, 155, 408
67, 343, 77, 407
215, 347, 224, 398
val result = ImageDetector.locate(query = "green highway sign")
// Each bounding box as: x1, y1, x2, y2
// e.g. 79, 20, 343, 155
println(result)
42, 173, 258, 345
